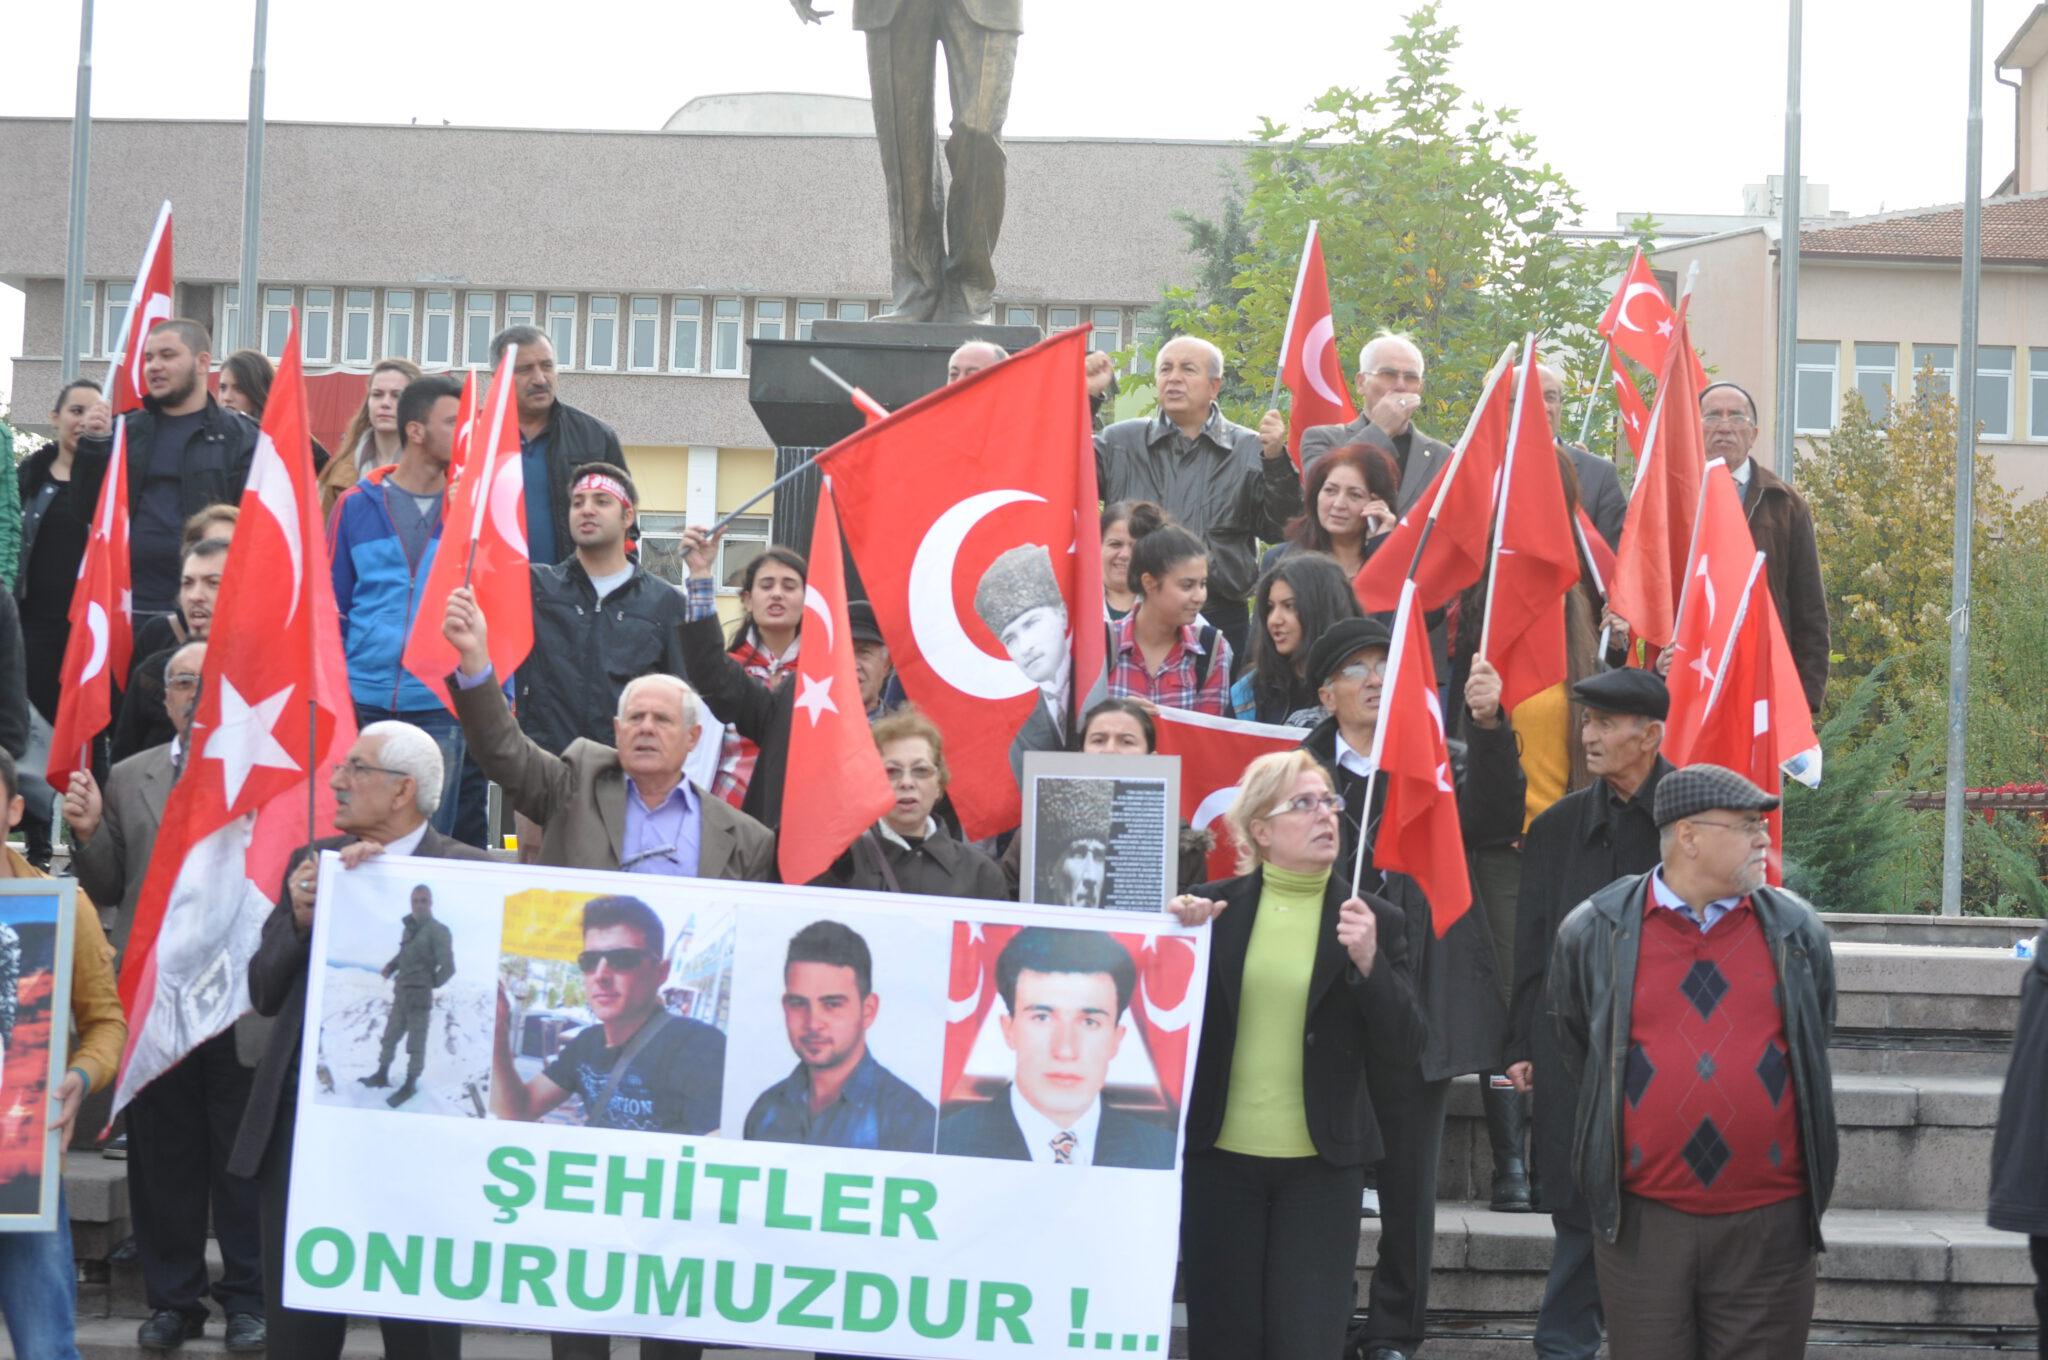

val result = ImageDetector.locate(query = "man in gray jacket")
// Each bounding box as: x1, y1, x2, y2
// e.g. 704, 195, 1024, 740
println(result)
1094, 336, 1294, 662
1298, 332, 1453, 515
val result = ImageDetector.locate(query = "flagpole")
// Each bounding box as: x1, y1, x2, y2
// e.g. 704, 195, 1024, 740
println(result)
237, 0, 267, 350
1352, 578, 1418, 897
1574, 340, 1611, 448
1661, 465, 1720, 666
1399, 345, 1519, 581
709, 357, 891, 537
1772, 0, 1804, 482
1270, 221, 1319, 413
464, 343, 516, 587
1477, 335, 1538, 662
60, 0, 94, 384
1698, 553, 1767, 718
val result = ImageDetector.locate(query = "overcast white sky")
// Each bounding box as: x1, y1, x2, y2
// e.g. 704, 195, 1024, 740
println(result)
2, 0, 2033, 409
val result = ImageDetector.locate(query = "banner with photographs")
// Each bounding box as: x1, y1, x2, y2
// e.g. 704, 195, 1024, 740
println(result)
286, 856, 1210, 1356
1018, 754, 1177, 912
0, 879, 77, 1233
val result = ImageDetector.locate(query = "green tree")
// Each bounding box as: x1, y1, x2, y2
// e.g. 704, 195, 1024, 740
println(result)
1151, 3, 1635, 437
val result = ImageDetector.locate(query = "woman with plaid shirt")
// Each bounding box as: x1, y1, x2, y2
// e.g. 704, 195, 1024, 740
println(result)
1106, 521, 1233, 716
709, 546, 806, 808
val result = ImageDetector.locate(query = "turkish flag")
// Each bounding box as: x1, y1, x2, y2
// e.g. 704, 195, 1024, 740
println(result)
1609, 301, 1708, 649
1278, 222, 1356, 470
941, 920, 1019, 1101
1613, 362, 1651, 461
1596, 247, 1707, 391
107, 201, 175, 416
777, 484, 895, 884
1684, 556, 1788, 884
1368, 579, 1471, 936
1115, 930, 1199, 1110
1482, 346, 1580, 713
1575, 506, 1616, 600
1151, 705, 1305, 883
111, 314, 357, 1112
1662, 462, 1819, 776
445, 369, 479, 480
1356, 349, 1517, 613
829, 326, 1102, 838
400, 350, 534, 709
45, 420, 136, 792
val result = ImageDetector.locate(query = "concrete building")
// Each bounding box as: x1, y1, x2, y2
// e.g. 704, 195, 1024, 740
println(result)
0, 95, 1240, 590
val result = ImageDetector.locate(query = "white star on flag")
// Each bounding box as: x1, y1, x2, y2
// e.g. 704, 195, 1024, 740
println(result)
1690, 646, 1716, 690
1656, 318, 1674, 339
791, 673, 838, 727
203, 677, 301, 803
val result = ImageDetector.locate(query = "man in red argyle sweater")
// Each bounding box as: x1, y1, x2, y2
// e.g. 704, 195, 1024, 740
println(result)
1549, 764, 1838, 1359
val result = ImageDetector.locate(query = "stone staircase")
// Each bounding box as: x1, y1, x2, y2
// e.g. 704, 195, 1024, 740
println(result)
21, 919, 2042, 1358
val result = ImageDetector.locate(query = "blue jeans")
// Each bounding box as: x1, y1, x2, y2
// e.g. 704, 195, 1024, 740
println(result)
355, 705, 489, 848
0, 1187, 81, 1360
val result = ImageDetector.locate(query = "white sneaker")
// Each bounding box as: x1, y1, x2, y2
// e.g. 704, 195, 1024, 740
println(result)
1360, 1186, 1380, 1217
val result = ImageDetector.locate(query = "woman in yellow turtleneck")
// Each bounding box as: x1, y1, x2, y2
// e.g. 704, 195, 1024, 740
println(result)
1168, 749, 1427, 1359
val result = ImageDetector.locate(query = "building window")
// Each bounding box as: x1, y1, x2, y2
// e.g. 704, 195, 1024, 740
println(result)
670, 297, 702, 373
384, 289, 414, 360
1048, 305, 1080, 332
834, 300, 868, 323
714, 514, 771, 589
712, 298, 743, 374
302, 287, 334, 365
637, 513, 689, 586
463, 292, 495, 368
1089, 307, 1122, 353
78, 281, 96, 358
628, 296, 660, 372
754, 299, 786, 343
796, 299, 827, 341
263, 287, 295, 360
1852, 342, 1895, 420
547, 294, 577, 368
103, 282, 132, 361
342, 289, 374, 365
1131, 323, 1160, 374
504, 292, 536, 332
1005, 304, 1036, 329
1913, 344, 1957, 401
2031, 351, 2048, 441
585, 295, 619, 371
1977, 346, 2015, 440
1792, 341, 1837, 435
421, 291, 454, 368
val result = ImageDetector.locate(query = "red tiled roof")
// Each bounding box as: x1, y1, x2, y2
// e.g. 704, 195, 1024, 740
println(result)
1796, 194, 2048, 263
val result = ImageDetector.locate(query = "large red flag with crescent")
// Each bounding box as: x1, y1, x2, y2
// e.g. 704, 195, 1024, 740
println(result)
112, 314, 356, 1113
1686, 555, 1788, 884
829, 327, 1102, 838
400, 352, 534, 708
1150, 705, 1304, 883
1278, 222, 1356, 469
1609, 302, 1708, 649
107, 201, 175, 416
1597, 247, 1707, 391
1481, 344, 1581, 713
45, 420, 135, 792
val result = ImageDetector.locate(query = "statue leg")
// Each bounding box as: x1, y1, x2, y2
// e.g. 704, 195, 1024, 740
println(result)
935, 13, 1016, 325
865, 8, 945, 322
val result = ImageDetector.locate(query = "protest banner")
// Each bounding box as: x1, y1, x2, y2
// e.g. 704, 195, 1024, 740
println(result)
0, 879, 77, 1232
287, 856, 1208, 1355
1018, 753, 1177, 912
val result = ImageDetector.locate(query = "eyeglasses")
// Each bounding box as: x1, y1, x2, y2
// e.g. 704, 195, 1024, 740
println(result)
165, 674, 202, 691
1336, 658, 1389, 682
1371, 366, 1423, 385
883, 763, 940, 783
1701, 412, 1755, 427
1268, 792, 1345, 818
1689, 815, 1769, 837
330, 758, 407, 780
577, 946, 655, 974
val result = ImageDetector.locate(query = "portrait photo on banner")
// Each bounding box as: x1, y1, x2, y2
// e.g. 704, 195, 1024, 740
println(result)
721, 903, 948, 1154
495, 886, 735, 1136
935, 921, 1194, 1172
0, 880, 76, 1232
312, 875, 502, 1119
1018, 753, 1178, 912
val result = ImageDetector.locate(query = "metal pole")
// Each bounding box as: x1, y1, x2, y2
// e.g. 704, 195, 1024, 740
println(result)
1772, 0, 1803, 481
1941, 0, 1986, 918
236, 0, 268, 351
59, 0, 94, 384
1576, 340, 1611, 447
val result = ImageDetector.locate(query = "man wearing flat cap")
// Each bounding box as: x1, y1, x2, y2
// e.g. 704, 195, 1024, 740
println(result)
1298, 616, 1528, 1360
1502, 667, 1672, 1358
1550, 764, 1837, 1359
973, 544, 1072, 783
848, 601, 901, 719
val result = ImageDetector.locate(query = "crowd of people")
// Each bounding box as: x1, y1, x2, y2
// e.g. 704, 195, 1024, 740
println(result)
1, 310, 2043, 1360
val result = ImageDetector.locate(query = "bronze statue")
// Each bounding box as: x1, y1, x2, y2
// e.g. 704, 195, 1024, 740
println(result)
791, 0, 1021, 325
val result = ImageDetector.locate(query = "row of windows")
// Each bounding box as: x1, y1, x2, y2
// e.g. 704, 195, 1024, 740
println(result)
73, 281, 1137, 374
1792, 341, 2045, 441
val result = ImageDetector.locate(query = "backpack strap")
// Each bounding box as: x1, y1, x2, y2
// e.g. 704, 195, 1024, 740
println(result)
1192, 623, 1220, 692
588, 1008, 674, 1129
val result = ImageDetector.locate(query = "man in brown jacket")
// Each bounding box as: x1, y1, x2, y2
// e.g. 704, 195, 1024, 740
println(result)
1701, 382, 1830, 713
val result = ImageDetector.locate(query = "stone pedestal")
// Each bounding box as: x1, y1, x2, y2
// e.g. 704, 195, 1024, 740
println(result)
746, 321, 1041, 554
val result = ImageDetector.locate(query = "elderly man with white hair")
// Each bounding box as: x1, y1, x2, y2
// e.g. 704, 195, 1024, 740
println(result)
1298, 332, 1453, 515
1095, 334, 1296, 663
231, 718, 491, 1360
947, 339, 1007, 384
440, 584, 775, 882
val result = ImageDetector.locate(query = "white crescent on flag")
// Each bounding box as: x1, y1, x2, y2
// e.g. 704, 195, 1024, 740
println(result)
802, 584, 836, 651
489, 454, 528, 558
1302, 315, 1345, 405
1135, 935, 1199, 1032
78, 602, 109, 685
247, 433, 303, 627
1615, 282, 1662, 334
907, 490, 1041, 701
